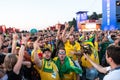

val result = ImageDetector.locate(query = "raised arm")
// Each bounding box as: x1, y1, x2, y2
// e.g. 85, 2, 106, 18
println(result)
33, 37, 42, 69
22, 61, 31, 68
67, 25, 74, 38
62, 24, 74, 43
83, 53, 108, 74
13, 35, 28, 74
62, 22, 69, 43
56, 23, 61, 39
11, 33, 18, 54
0, 35, 3, 49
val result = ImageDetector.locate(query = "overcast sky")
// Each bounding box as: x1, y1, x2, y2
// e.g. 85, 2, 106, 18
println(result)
0, 0, 102, 31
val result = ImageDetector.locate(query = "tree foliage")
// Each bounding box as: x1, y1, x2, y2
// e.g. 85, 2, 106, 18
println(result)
88, 12, 102, 20
67, 12, 102, 31
68, 18, 77, 31
89, 12, 99, 20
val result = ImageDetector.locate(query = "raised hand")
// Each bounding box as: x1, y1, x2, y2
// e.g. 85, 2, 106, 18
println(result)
70, 25, 74, 32
65, 22, 69, 29
56, 23, 61, 30
21, 34, 29, 45
0, 35, 3, 44
33, 37, 40, 50
13, 33, 18, 41
0, 35, 3, 49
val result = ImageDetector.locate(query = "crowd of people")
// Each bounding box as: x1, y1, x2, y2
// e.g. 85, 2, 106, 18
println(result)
0, 22, 120, 80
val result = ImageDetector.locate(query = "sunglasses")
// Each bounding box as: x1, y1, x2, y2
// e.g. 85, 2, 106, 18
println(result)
59, 51, 65, 54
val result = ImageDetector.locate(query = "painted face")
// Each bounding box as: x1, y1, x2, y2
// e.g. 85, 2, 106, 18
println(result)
58, 49, 66, 61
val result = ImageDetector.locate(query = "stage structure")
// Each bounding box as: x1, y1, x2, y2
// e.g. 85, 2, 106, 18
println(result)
76, 11, 101, 31
76, 11, 88, 31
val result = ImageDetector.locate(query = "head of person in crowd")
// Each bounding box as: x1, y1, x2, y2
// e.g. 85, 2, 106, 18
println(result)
113, 37, 120, 45
101, 32, 105, 39
42, 48, 52, 60
106, 45, 120, 68
38, 38, 45, 48
58, 48, 66, 61
40, 41, 45, 48
44, 35, 49, 43
84, 36, 89, 41
74, 32, 79, 41
111, 34, 117, 41
82, 44, 92, 55
1, 45, 8, 54
58, 32, 63, 40
118, 40, 120, 46
4, 53, 17, 71
69, 34, 75, 45
102, 36, 109, 43
0, 53, 6, 69
29, 36, 38, 42
27, 41, 33, 50
49, 34, 54, 41
47, 35, 52, 42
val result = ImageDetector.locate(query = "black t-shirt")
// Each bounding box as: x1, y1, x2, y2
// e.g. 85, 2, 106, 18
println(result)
6, 70, 22, 80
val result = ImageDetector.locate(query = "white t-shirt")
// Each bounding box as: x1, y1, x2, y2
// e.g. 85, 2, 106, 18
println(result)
106, 66, 111, 72
103, 67, 120, 80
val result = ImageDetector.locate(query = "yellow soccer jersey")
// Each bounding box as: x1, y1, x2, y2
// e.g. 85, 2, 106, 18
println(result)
31, 49, 42, 62
35, 59, 60, 80
54, 57, 77, 80
65, 40, 81, 60
62, 72, 76, 80
81, 53, 99, 68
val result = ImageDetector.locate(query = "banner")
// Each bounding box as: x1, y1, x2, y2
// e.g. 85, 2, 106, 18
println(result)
102, 0, 117, 30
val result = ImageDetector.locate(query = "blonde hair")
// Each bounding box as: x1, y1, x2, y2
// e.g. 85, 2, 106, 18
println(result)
4, 53, 18, 71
